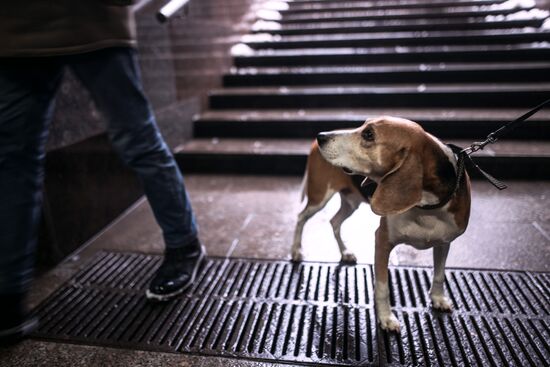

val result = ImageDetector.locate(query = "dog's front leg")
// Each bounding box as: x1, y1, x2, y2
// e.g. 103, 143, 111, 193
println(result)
430, 243, 453, 311
374, 218, 400, 332
330, 195, 358, 263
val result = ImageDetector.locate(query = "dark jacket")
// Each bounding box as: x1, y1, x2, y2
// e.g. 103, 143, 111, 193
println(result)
0, 1, 137, 57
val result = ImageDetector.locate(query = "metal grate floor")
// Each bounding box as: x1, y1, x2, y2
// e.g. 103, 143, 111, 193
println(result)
32, 251, 550, 366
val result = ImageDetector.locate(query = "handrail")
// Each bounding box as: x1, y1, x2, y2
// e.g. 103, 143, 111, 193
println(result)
156, 0, 190, 23
133, 0, 155, 14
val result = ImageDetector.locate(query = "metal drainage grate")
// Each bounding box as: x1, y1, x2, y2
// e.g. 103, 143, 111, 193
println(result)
31, 252, 550, 366
382, 268, 550, 366
33, 252, 378, 366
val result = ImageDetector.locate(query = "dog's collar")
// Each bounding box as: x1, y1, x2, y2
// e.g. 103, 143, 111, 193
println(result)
356, 144, 505, 211
417, 143, 507, 210
416, 144, 465, 210
418, 100, 550, 210
354, 145, 466, 210
354, 145, 465, 211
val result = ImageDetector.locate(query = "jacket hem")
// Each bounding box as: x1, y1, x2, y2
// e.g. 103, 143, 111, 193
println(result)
0, 40, 138, 58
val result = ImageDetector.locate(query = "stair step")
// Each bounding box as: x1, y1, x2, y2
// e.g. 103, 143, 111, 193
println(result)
233, 43, 550, 66
208, 83, 550, 109
284, 0, 507, 12
177, 138, 550, 156
223, 62, 550, 86
274, 5, 534, 23
242, 29, 550, 49
286, 0, 505, 6
252, 16, 547, 35
194, 108, 550, 139
174, 138, 550, 178
155, 0, 550, 183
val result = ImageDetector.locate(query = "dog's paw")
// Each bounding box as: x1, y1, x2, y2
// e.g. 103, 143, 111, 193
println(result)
291, 249, 304, 262
378, 313, 401, 333
340, 251, 357, 264
431, 295, 453, 312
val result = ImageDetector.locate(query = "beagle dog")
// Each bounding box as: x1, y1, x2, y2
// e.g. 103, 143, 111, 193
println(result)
291, 116, 471, 332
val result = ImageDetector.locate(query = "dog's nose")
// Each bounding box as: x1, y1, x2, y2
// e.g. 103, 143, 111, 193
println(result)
317, 132, 330, 146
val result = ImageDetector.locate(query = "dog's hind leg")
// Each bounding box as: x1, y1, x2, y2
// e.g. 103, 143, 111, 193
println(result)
430, 243, 453, 311
291, 193, 334, 262
330, 191, 360, 263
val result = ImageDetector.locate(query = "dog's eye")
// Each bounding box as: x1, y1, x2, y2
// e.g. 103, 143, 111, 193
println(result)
362, 128, 375, 142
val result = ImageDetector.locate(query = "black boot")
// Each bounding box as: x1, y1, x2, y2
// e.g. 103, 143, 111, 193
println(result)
0, 292, 38, 346
145, 239, 205, 301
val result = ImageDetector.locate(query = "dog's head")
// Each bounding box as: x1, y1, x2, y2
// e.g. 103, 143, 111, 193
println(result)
317, 116, 429, 216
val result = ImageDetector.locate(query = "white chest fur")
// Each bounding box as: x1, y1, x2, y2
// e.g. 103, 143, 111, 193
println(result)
387, 205, 463, 249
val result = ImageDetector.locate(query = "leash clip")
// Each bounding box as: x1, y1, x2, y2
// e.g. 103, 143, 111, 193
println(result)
461, 133, 497, 156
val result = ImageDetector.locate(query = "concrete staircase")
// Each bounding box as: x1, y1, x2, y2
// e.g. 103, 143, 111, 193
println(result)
176, 0, 550, 178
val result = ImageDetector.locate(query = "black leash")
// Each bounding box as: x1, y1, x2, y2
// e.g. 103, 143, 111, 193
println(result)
418, 98, 550, 210
460, 98, 550, 156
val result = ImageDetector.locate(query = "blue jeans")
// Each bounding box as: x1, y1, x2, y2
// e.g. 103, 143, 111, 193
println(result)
0, 48, 198, 294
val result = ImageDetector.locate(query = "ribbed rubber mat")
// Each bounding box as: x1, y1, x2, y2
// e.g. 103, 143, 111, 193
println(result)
31, 252, 550, 366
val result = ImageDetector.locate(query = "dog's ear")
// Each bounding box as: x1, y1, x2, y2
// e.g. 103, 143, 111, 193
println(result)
370, 149, 423, 216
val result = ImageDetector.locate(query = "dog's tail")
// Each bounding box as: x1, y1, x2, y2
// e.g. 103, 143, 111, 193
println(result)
299, 167, 308, 203
299, 141, 318, 203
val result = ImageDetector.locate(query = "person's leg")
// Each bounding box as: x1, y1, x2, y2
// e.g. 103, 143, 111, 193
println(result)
0, 58, 64, 343
69, 48, 203, 301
